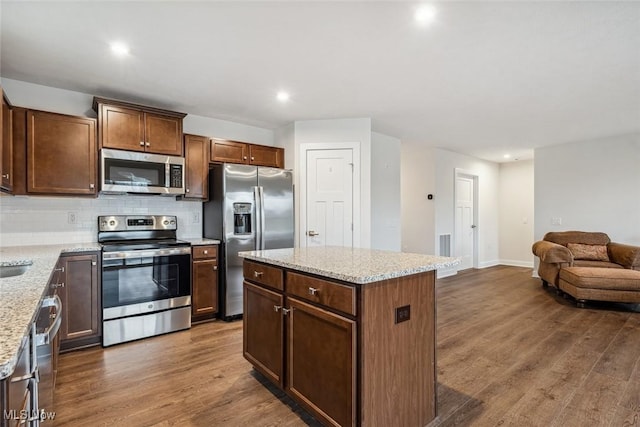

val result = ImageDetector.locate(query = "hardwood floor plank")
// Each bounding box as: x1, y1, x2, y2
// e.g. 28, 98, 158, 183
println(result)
53, 266, 640, 427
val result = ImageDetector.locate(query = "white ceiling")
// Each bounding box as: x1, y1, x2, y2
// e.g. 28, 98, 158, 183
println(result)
1, 1, 639, 163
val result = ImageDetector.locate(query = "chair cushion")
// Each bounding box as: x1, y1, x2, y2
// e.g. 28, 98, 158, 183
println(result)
567, 243, 609, 261
573, 260, 623, 269
544, 231, 610, 246
560, 267, 640, 291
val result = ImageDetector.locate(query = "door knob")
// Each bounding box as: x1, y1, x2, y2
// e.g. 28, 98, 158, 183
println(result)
471, 225, 477, 229
307, 230, 319, 237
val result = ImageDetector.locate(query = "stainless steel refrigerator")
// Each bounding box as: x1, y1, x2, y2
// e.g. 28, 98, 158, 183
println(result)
203, 163, 294, 320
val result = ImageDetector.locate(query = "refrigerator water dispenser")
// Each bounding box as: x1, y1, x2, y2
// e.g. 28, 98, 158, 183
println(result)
233, 203, 252, 234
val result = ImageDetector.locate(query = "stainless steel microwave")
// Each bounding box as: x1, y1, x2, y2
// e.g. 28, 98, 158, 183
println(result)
100, 148, 185, 195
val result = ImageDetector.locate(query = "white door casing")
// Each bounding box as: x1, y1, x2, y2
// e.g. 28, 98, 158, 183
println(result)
299, 147, 354, 247
455, 173, 477, 270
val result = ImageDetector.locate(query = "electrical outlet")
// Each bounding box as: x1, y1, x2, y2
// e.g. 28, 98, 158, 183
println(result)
395, 305, 411, 324
68, 212, 77, 225
192, 212, 200, 223
551, 217, 562, 225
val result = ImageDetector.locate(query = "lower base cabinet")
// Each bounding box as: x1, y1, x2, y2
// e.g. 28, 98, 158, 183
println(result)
54, 252, 101, 351
243, 260, 436, 427
191, 245, 219, 321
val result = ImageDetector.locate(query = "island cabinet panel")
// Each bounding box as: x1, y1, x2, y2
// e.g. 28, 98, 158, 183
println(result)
26, 110, 97, 195
287, 272, 356, 316
243, 260, 284, 291
287, 297, 356, 427
360, 272, 436, 427
243, 282, 284, 386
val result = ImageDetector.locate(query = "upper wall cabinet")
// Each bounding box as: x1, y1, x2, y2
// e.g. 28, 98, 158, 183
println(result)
27, 110, 97, 196
211, 138, 284, 168
93, 97, 187, 156
183, 134, 209, 200
1, 88, 13, 192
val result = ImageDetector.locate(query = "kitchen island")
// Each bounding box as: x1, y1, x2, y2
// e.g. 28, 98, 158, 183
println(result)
239, 246, 459, 427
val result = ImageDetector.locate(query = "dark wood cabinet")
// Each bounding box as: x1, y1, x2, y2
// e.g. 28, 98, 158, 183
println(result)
211, 138, 284, 168
1, 90, 13, 192
26, 110, 97, 195
287, 297, 356, 427
191, 245, 219, 320
54, 253, 101, 350
183, 134, 209, 200
243, 259, 437, 427
94, 97, 186, 156
243, 281, 284, 386
249, 144, 284, 168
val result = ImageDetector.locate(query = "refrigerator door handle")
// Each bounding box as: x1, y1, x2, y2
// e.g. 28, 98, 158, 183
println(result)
259, 186, 266, 250
254, 186, 262, 250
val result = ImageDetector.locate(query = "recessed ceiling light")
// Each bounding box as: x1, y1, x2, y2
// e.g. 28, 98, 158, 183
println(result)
503, 154, 511, 159
415, 4, 437, 26
277, 91, 290, 102
110, 42, 130, 57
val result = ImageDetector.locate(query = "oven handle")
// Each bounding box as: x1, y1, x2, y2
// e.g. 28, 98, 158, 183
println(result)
103, 246, 192, 260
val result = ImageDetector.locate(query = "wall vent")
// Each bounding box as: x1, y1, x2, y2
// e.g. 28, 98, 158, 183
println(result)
439, 234, 451, 257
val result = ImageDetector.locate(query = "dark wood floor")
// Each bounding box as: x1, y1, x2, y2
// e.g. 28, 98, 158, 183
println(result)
53, 266, 640, 426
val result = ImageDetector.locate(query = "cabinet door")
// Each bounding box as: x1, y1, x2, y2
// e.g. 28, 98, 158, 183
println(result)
58, 254, 100, 343
184, 134, 209, 199
249, 145, 284, 168
99, 104, 145, 152
27, 111, 97, 195
287, 297, 356, 427
144, 112, 183, 156
1, 93, 13, 191
211, 138, 248, 164
192, 259, 218, 316
243, 281, 284, 386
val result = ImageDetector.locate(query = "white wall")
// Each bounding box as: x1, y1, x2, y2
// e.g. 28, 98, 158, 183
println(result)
499, 160, 534, 267
435, 149, 500, 269
371, 132, 401, 251
290, 118, 372, 248
0, 78, 277, 246
534, 133, 640, 245
401, 144, 436, 255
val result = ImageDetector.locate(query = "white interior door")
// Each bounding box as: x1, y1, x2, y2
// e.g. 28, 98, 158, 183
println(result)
455, 174, 476, 270
305, 149, 353, 247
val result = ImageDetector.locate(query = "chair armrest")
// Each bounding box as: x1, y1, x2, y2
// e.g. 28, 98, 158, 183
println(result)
532, 240, 573, 264
608, 242, 640, 269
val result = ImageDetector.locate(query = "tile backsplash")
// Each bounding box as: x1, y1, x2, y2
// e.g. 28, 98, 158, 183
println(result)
0, 194, 203, 246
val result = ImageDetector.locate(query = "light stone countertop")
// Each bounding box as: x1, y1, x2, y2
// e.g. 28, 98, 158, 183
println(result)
239, 246, 460, 284
184, 238, 221, 246
0, 243, 101, 380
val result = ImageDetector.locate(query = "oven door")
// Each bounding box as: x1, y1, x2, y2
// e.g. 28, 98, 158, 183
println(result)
102, 247, 191, 320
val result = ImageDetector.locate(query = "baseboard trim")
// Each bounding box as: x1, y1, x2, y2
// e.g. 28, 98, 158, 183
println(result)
499, 259, 534, 269
477, 260, 500, 269
437, 268, 457, 279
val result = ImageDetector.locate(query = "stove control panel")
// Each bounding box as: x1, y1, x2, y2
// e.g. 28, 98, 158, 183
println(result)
98, 215, 178, 232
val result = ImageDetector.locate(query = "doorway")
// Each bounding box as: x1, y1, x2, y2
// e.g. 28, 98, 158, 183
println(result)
454, 171, 478, 270
299, 144, 359, 248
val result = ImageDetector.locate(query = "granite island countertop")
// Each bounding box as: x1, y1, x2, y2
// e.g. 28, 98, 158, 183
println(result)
0, 243, 101, 380
238, 246, 460, 284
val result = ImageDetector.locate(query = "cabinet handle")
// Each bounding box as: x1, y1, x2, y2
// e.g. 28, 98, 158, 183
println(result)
186, 189, 190, 193
254, 271, 263, 278
92, 261, 97, 266
51, 283, 65, 288
308, 287, 318, 296
273, 305, 281, 312
212, 266, 218, 271
54, 267, 65, 273
251, 157, 255, 161
203, 250, 208, 254
282, 308, 291, 316
140, 141, 145, 146
2, 173, 8, 179
146, 142, 150, 147
90, 183, 95, 189
243, 156, 247, 160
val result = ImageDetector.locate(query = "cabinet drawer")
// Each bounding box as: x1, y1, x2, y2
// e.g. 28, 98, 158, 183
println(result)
193, 245, 218, 260
243, 260, 283, 291
287, 272, 356, 316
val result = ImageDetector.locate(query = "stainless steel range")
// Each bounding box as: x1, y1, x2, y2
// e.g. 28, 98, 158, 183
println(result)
98, 215, 191, 347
